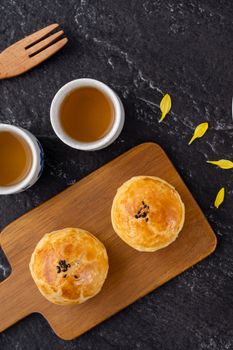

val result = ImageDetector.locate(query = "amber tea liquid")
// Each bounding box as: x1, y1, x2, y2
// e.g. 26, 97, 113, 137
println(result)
0, 132, 32, 186
59, 87, 114, 142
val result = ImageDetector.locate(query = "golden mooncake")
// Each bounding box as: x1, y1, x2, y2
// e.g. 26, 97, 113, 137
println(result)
111, 176, 185, 252
29, 228, 109, 305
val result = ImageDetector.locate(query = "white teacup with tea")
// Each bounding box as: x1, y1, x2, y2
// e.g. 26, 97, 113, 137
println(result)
50, 78, 125, 151
0, 124, 44, 195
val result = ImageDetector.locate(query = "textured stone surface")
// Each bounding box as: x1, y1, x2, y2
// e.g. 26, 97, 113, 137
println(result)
0, 0, 233, 349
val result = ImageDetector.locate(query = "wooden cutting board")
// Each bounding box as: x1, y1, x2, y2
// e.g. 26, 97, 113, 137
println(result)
0, 143, 217, 340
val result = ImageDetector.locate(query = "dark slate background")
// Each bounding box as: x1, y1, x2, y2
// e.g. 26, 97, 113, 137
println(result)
0, 1, 233, 349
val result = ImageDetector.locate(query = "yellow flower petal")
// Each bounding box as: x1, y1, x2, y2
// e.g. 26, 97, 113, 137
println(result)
207, 159, 233, 169
214, 187, 225, 208
188, 122, 208, 145
159, 94, 172, 122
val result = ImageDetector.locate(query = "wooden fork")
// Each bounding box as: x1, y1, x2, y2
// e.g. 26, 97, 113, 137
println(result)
0, 23, 68, 79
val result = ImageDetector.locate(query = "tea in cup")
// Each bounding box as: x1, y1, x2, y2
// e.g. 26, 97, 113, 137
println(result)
0, 124, 44, 195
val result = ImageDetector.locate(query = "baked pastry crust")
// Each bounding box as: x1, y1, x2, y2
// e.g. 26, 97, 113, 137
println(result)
111, 176, 185, 252
29, 228, 109, 305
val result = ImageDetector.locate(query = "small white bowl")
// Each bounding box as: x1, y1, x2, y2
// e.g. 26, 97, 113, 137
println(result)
0, 124, 44, 195
50, 78, 125, 151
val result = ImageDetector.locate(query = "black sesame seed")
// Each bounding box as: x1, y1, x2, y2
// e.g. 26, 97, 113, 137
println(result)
57, 260, 71, 272
146, 218, 149, 222
74, 275, 78, 279
63, 274, 67, 278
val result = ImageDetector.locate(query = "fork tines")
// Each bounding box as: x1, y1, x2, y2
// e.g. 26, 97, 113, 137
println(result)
0, 23, 68, 79
23, 23, 67, 57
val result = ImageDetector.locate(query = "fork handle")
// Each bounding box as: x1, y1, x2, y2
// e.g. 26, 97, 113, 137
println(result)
0, 56, 9, 79
0, 51, 20, 79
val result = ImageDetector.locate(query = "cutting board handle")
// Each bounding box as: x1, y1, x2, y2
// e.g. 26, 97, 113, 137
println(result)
0, 273, 32, 332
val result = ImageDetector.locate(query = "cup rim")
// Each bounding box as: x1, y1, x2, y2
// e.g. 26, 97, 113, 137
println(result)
0, 124, 38, 195
50, 78, 122, 150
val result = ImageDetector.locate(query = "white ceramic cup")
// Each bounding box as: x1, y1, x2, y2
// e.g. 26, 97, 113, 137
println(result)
50, 78, 125, 151
0, 124, 44, 195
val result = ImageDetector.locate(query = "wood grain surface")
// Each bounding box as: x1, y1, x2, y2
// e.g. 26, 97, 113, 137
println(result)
0, 143, 217, 340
